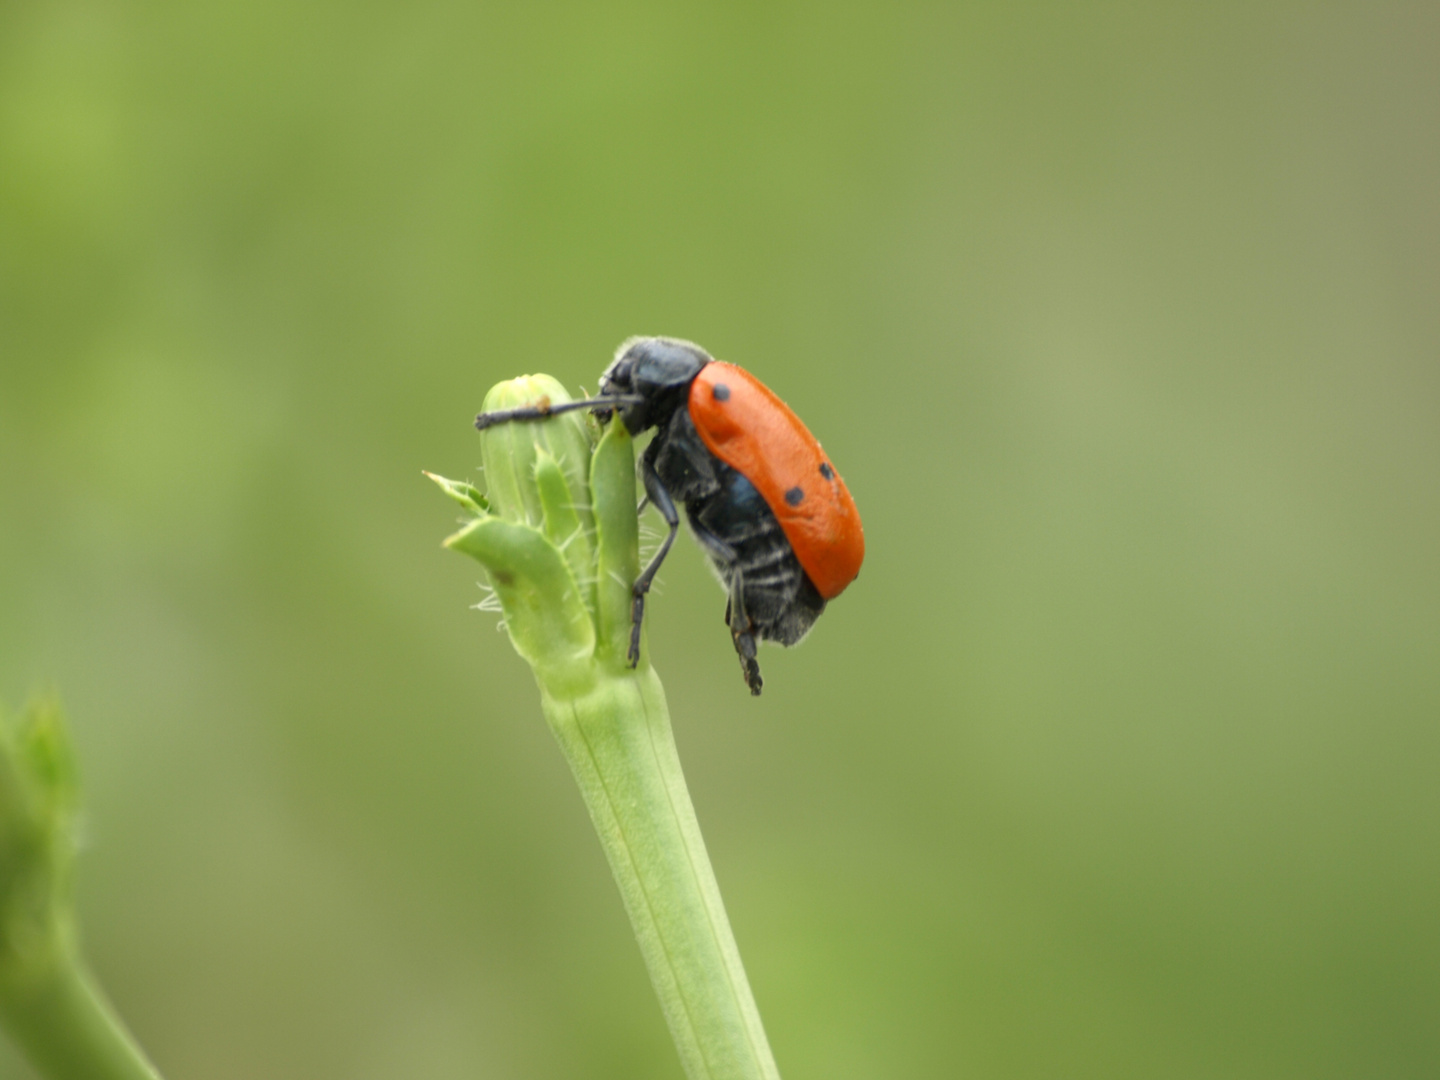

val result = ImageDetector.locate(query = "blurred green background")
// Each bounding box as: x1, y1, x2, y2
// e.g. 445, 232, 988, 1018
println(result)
2, 2, 1438, 1077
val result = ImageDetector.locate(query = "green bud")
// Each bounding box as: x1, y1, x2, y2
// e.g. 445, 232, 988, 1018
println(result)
0, 698, 163, 1079
477, 375, 595, 533
429, 375, 644, 698
0, 697, 80, 982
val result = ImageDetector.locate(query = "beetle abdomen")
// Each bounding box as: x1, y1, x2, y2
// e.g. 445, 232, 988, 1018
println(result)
687, 464, 826, 647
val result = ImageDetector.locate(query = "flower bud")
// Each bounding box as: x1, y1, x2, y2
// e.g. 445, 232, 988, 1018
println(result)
477, 375, 594, 533
430, 375, 643, 696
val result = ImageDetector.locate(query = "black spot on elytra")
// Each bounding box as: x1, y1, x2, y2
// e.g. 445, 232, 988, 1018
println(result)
784, 486, 804, 506
819, 462, 834, 480
712, 383, 730, 401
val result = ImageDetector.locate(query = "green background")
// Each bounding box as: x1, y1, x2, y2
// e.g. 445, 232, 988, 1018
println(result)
2, 3, 1437, 1077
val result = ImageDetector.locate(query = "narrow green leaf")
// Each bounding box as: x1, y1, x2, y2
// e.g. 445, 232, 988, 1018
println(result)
424, 471, 489, 515
535, 450, 596, 619
590, 420, 641, 668
444, 517, 594, 688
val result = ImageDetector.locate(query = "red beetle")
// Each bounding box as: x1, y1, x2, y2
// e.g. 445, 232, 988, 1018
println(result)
475, 337, 864, 694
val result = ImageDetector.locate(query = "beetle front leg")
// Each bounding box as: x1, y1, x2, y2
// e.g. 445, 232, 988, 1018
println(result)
630, 456, 680, 667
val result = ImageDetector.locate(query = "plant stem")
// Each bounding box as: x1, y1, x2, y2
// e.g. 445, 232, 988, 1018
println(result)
0, 956, 160, 1080
436, 377, 783, 1077
541, 669, 779, 1080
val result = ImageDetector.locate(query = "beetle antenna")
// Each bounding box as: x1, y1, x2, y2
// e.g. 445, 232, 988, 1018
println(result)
474, 395, 645, 431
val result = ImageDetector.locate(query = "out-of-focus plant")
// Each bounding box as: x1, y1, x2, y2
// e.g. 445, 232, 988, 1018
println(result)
429, 375, 781, 1080
0, 697, 161, 1080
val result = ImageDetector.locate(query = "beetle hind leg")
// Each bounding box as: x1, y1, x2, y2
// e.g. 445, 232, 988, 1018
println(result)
724, 571, 762, 695
700, 532, 763, 696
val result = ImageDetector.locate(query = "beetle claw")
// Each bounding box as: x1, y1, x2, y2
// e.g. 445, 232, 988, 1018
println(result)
628, 593, 644, 667
731, 627, 762, 695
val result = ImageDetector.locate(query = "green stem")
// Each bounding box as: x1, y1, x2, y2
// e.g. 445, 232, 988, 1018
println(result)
0, 955, 160, 1080
541, 670, 779, 1080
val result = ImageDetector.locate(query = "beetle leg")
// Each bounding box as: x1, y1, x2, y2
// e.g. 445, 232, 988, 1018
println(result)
726, 568, 763, 696
690, 523, 763, 696
629, 455, 680, 667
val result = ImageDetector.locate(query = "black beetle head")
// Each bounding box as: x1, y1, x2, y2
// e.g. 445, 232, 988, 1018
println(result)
600, 337, 712, 433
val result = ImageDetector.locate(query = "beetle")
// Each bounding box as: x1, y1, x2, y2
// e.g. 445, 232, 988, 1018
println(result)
475, 336, 864, 694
